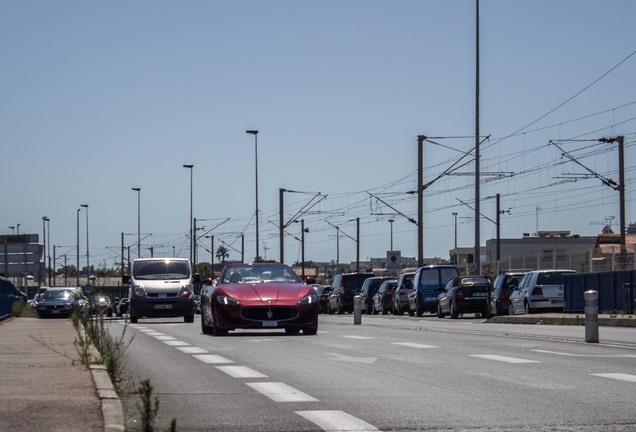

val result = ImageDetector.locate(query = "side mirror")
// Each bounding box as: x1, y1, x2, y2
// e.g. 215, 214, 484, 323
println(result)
122, 275, 130, 285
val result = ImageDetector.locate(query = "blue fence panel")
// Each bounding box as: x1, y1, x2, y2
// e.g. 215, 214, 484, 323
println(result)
564, 274, 586, 313
0, 278, 26, 319
564, 270, 636, 314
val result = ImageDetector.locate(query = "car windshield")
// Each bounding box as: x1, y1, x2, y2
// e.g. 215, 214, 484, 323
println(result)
132, 260, 191, 280
41, 290, 73, 301
221, 264, 302, 284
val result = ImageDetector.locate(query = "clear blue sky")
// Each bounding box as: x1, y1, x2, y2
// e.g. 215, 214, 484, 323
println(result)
2, 1, 635, 269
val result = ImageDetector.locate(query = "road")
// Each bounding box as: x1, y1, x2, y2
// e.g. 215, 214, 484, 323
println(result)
111, 314, 636, 431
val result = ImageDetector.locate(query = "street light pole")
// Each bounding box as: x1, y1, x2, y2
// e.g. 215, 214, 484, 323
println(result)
76, 208, 81, 287
388, 219, 394, 251
132, 187, 141, 258
42, 217, 48, 286
183, 164, 194, 263
246, 129, 259, 261
81, 204, 89, 285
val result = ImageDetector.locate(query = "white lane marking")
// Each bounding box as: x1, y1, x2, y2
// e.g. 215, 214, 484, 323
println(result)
326, 353, 377, 364
154, 335, 176, 341
534, 350, 636, 358
591, 373, 636, 383
296, 410, 378, 431
193, 354, 234, 364
246, 382, 318, 402
216, 366, 269, 379
392, 342, 438, 349
341, 335, 374, 340
177, 346, 209, 354
144, 332, 166, 337
136, 327, 150, 331
163, 340, 190, 347
470, 354, 540, 364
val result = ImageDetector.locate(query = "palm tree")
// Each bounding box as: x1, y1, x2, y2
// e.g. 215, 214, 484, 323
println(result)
215, 245, 229, 265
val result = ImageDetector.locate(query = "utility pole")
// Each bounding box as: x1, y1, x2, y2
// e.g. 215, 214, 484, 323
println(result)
474, 0, 481, 274
279, 188, 285, 263
417, 135, 425, 267
356, 217, 360, 272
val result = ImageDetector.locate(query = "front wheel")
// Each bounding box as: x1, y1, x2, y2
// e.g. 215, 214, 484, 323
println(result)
508, 302, 515, 315
524, 301, 532, 314
450, 301, 459, 319
437, 304, 446, 318
130, 315, 139, 324
302, 326, 318, 335
201, 312, 213, 335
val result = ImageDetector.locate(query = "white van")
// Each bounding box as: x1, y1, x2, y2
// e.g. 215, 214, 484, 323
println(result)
125, 258, 198, 323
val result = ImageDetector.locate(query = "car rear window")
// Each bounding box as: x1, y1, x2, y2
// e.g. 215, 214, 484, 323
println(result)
343, 274, 373, 289
537, 272, 567, 285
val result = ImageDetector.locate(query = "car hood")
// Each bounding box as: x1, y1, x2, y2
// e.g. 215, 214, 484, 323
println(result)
218, 283, 311, 304
39, 299, 74, 306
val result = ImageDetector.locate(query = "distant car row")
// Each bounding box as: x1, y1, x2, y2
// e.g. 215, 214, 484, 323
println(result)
316, 267, 576, 319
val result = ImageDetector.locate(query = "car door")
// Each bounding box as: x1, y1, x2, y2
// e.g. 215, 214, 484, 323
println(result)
438, 279, 454, 313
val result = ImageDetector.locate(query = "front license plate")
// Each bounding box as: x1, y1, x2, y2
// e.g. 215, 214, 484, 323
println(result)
262, 320, 278, 327
154, 304, 173, 309
51, 309, 60, 314
424, 297, 437, 301
472, 293, 488, 297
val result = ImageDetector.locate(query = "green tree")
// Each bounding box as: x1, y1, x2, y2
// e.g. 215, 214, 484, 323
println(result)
215, 245, 229, 265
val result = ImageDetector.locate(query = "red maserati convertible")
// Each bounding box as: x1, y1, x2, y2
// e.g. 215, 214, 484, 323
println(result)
200, 263, 319, 336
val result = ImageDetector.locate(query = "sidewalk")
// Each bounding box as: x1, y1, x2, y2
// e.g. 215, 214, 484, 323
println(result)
0, 317, 104, 432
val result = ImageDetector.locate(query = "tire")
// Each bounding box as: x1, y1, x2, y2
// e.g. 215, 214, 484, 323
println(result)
303, 327, 318, 336
201, 312, 213, 335
408, 308, 415, 317
336, 301, 344, 315
130, 315, 138, 324
381, 302, 388, 315
372, 304, 379, 315
437, 304, 446, 318
508, 302, 515, 316
326, 301, 334, 315
416, 300, 424, 317
212, 314, 228, 336
524, 301, 532, 314
482, 308, 491, 319
184, 314, 194, 323
450, 301, 459, 319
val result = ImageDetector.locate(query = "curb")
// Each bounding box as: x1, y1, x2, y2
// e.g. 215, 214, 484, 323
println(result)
90, 364, 126, 432
487, 315, 636, 327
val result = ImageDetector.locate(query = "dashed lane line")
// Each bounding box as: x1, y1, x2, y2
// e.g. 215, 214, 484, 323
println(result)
163, 340, 190, 347
246, 382, 318, 402
192, 354, 234, 364
341, 335, 374, 340
470, 354, 540, 364
590, 373, 636, 383
216, 365, 269, 379
392, 342, 438, 349
177, 346, 209, 354
534, 350, 636, 358
296, 410, 379, 431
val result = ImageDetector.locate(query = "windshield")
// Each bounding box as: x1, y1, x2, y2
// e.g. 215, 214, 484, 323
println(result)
221, 264, 301, 284
132, 260, 191, 280
41, 290, 74, 301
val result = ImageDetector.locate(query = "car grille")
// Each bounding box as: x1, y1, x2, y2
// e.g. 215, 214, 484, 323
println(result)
241, 307, 298, 321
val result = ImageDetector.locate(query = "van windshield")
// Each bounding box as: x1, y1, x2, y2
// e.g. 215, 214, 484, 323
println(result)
133, 260, 191, 280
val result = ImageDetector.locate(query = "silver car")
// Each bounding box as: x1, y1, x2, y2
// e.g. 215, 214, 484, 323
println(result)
509, 269, 576, 314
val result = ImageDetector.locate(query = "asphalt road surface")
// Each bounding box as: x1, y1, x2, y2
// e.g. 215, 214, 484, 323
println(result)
112, 314, 636, 431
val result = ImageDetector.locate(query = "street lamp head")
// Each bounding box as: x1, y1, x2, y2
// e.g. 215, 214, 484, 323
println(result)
132, 187, 141, 192
43, 216, 49, 221
452, 212, 458, 216
245, 129, 258, 135
81, 204, 88, 208
183, 164, 193, 169
388, 219, 394, 223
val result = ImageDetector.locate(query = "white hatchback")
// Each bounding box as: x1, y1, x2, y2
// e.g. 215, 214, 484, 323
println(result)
509, 269, 576, 314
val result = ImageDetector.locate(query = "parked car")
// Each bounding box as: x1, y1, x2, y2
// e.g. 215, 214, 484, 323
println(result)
36, 288, 80, 318
194, 295, 201, 314
371, 279, 397, 315
200, 262, 319, 336
489, 271, 526, 316
116, 297, 130, 317
326, 272, 375, 314
437, 276, 493, 319
392, 272, 415, 315
359, 277, 391, 314
311, 284, 331, 313
90, 294, 113, 317
408, 265, 460, 316
27, 293, 41, 310
509, 269, 576, 315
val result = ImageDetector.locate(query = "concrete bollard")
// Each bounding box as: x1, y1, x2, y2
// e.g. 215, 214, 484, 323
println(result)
353, 295, 362, 325
584, 290, 599, 343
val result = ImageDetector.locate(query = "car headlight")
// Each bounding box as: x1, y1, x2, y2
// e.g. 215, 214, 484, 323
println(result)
299, 293, 318, 305
132, 285, 147, 299
216, 295, 239, 306
178, 285, 193, 299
